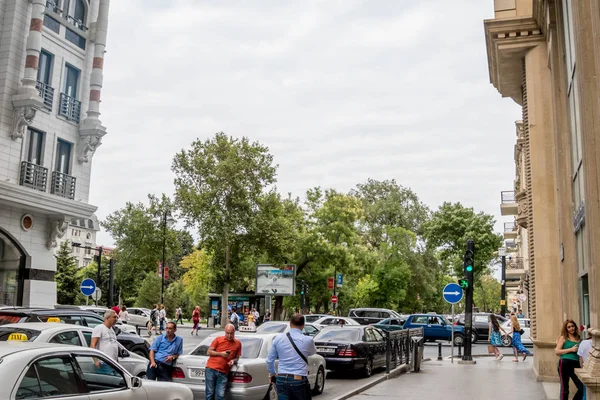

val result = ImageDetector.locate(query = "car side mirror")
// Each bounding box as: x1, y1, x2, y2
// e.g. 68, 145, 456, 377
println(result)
119, 348, 130, 358
131, 376, 143, 388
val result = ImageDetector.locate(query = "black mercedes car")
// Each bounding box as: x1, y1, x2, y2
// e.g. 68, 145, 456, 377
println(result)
455, 313, 507, 343
314, 325, 387, 377
0, 308, 150, 358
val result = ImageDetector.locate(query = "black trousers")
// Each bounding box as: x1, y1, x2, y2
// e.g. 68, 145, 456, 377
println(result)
558, 358, 584, 400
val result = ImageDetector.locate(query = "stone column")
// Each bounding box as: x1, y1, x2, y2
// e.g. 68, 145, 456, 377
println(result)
576, 328, 600, 399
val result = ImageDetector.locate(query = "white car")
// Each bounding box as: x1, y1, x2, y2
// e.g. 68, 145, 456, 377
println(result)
500, 318, 532, 346
173, 332, 326, 400
0, 342, 192, 400
0, 323, 150, 378
311, 316, 360, 330
126, 307, 152, 328
256, 321, 321, 337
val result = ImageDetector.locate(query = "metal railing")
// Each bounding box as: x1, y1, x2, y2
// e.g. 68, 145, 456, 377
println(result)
59, 93, 81, 123
19, 161, 48, 192
385, 327, 423, 373
51, 171, 76, 200
508, 257, 524, 270
504, 221, 516, 232
501, 190, 516, 203
45, 0, 62, 15
36, 81, 55, 110
65, 15, 88, 31
505, 239, 517, 249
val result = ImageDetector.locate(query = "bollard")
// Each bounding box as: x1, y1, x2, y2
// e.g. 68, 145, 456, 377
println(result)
437, 342, 443, 361
458, 343, 462, 357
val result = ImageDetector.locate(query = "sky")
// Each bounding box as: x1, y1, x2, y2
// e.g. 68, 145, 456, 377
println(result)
90, 0, 522, 261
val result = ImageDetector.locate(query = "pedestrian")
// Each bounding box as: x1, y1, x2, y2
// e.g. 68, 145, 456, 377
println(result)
205, 324, 242, 400
118, 305, 129, 322
266, 314, 317, 400
247, 310, 256, 329
229, 307, 239, 331
556, 319, 585, 400
175, 306, 184, 325
147, 321, 183, 382
191, 305, 200, 336
489, 314, 507, 360
159, 304, 167, 334
510, 315, 532, 362
264, 309, 271, 322
517, 309, 525, 318
90, 309, 119, 374
149, 304, 160, 336
111, 304, 121, 316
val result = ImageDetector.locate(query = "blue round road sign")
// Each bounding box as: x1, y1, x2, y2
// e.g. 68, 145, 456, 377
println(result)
80, 278, 96, 297
443, 283, 464, 304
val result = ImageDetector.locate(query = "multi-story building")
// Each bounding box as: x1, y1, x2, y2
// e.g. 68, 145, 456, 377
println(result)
484, 0, 600, 393
0, 0, 110, 306
57, 214, 100, 268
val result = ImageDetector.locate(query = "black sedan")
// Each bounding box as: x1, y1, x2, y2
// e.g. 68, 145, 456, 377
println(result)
313, 325, 386, 377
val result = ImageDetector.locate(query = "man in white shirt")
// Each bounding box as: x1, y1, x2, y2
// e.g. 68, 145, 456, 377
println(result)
90, 309, 119, 374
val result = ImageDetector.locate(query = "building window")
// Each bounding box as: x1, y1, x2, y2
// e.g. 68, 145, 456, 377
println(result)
36, 50, 55, 110
86, 232, 91, 240
63, 64, 79, 99
55, 139, 72, 175
65, 28, 86, 49
26, 129, 45, 166
43, 15, 61, 34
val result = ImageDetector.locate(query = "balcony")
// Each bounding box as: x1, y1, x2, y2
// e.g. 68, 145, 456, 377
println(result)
45, 0, 62, 15
51, 171, 76, 200
504, 221, 517, 239
19, 161, 48, 192
506, 256, 526, 278
36, 81, 55, 110
65, 15, 88, 32
59, 93, 81, 123
500, 190, 517, 216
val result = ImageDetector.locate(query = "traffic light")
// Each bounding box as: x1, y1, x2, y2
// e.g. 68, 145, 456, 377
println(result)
464, 250, 474, 274
459, 278, 469, 289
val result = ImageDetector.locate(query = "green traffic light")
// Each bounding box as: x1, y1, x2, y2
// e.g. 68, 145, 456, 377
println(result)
459, 279, 469, 289
466, 265, 473, 272
300, 291, 304, 295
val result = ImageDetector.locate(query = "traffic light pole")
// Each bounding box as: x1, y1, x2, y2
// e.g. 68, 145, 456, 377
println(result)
501, 254, 507, 316
96, 246, 103, 306
462, 240, 475, 362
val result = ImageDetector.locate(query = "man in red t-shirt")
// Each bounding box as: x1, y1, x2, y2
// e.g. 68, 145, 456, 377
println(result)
206, 324, 242, 400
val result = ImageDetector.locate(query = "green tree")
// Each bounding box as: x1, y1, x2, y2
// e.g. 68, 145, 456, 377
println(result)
135, 273, 162, 308
180, 249, 212, 315
474, 275, 502, 313
422, 202, 503, 278
75, 255, 110, 306
172, 133, 277, 326
55, 241, 79, 304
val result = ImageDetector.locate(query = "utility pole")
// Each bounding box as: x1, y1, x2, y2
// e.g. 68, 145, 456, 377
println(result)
161, 210, 167, 305
95, 246, 103, 306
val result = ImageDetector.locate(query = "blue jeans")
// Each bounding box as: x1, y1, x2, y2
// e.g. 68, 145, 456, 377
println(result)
205, 367, 228, 400
147, 362, 172, 381
276, 376, 310, 400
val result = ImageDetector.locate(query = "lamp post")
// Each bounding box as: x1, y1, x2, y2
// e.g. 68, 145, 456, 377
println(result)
159, 210, 175, 305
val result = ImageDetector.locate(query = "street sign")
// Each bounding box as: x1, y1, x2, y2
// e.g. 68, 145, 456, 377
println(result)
80, 279, 96, 297
336, 273, 343, 287
327, 278, 334, 290
500, 299, 506, 306
331, 295, 338, 303
92, 288, 102, 301
443, 283, 463, 304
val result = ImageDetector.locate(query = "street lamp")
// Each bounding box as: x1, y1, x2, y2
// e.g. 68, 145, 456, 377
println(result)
158, 210, 176, 305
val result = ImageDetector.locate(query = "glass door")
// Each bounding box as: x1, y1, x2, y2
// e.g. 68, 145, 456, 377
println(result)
64, 64, 79, 98
55, 139, 72, 175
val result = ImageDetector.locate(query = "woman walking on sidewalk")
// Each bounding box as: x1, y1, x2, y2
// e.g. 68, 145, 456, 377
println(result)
489, 314, 507, 360
556, 319, 585, 400
191, 306, 201, 336
510, 315, 532, 362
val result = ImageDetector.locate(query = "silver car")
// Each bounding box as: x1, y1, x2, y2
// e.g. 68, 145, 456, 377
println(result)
256, 321, 321, 337
0, 323, 149, 378
173, 332, 326, 400
0, 342, 192, 399
126, 307, 152, 328
311, 316, 360, 330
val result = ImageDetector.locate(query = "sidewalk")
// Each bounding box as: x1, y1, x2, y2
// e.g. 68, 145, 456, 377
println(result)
347, 357, 553, 400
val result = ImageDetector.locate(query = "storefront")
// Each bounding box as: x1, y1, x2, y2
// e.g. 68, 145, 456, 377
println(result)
0, 228, 27, 307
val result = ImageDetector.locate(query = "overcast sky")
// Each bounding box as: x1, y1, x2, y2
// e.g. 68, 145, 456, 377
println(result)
90, 0, 521, 256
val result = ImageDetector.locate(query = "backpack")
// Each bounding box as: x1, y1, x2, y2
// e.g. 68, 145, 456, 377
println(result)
150, 309, 157, 321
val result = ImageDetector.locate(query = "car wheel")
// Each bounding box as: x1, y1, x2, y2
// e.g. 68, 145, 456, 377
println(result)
471, 331, 478, 344
453, 334, 464, 346
363, 357, 373, 377
501, 335, 512, 347
312, 367, 325, 395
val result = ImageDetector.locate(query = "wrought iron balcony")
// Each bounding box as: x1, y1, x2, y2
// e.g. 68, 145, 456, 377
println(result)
36, 81, 55, 110
500, 190, 517, 216
65, 15, 88, 31
59, 93, 81, 123
501, 191, 516, 203
45, 0, 62, 15
507, 256, 524, 270
51, 171, 76, 200
19, 161, 48, 192
504, 221, 517, 239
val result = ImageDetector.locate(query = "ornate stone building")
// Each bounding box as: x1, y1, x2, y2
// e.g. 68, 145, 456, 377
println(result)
485, 0, 600, 394
0, 0, 109, 306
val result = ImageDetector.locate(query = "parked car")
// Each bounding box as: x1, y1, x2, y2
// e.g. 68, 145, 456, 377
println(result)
127, 307, 153, 327
0, 308, 150, 357
255, 321, 321, 336
403, 314, 464, 345
311, 316, 361, 329
314, 325, 387, 377
347, 308, 402, 325
54, 305, 139, 334
0, 342, 192, 399
0, 322, 149, 378
454, 313, 507, 343
371, 317, 404, 332
173, 332, 326, 400
305, 314, 329, 323
500, 318, 532, 347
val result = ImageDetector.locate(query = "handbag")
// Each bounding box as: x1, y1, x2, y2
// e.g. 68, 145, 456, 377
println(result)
519, 329, 525, 335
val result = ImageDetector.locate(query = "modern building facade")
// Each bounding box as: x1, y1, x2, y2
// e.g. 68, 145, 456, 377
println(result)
56, 215, 100, 268
484, 0, 600, 394
0, 0, 109, 306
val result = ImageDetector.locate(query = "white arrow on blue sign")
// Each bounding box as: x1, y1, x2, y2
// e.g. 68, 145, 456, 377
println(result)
442, 283, 464, 304
80, 278, 96, 297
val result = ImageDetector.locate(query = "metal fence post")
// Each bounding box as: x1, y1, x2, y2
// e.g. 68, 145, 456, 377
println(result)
386, 331, 391, 374
437, 342, 443, 361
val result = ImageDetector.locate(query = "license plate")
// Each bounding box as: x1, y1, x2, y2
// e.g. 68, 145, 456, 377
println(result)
317, 347, 335, 353
190, 368, 205, 378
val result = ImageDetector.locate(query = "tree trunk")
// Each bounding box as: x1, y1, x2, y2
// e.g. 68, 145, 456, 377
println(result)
273, 296, 283, 320
220, 243, 230, 327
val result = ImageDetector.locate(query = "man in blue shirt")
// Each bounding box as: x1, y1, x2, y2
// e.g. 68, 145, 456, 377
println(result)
266, 314, 316, 400
147, 321, 183, 381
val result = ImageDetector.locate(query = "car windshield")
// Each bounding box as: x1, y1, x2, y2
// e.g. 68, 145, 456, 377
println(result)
191, 337, 263, 359
256, 323, 287, 333
314, 329, 361, 342
304, 315, 322, 323
0, 327, 41, 341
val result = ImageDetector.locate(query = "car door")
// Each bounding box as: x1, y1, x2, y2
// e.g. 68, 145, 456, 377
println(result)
49, 329, 84, 346
14, 355, 89, 399
428, 316, 446, 340
369, 328, 387, 367
474, 315, 490, 339
410, 316, 429, 337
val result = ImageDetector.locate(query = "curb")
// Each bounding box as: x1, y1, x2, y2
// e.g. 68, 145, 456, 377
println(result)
330, 364, 410, 400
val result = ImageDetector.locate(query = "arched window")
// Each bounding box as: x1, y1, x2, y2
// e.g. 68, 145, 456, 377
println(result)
86, 232, 91, 240
63, 0, 87, 30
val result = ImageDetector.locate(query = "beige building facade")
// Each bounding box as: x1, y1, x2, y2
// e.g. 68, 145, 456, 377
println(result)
484, 0, 600, 394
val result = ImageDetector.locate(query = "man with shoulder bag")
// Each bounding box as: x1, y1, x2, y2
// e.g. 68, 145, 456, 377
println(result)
266, 314, 316, 400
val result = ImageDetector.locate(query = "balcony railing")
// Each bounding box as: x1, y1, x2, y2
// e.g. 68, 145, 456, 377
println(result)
65, 15, 88, 31
504, 222, 516, 232
508, 257, 524, 270
501, 191, 516, 203
19, 161, 48, 192
51, 171, 76, 200
59, 93, 81, 123
505, 239, 517, 249
36, 81, 55, 110
45, 0, 62, 15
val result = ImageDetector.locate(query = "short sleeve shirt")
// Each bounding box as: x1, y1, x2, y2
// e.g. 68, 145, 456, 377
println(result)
206, 336, 242, 374
92, 324, 118, 361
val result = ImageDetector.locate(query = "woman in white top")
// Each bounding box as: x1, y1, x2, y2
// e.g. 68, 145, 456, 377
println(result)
118, 305, 129, 322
